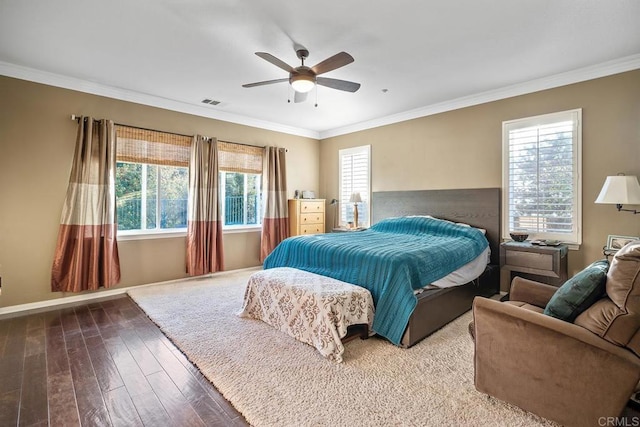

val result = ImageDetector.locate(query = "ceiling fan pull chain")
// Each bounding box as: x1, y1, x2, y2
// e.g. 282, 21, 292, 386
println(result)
315, 85, 318, 107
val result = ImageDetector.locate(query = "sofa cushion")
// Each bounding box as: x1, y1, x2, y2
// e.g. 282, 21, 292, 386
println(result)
506, 300, 545, 314
575, 241, 640, 356
544, 259, 609, 322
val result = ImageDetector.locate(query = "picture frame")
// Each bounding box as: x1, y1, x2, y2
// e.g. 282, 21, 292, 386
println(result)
606, 235, 639, 250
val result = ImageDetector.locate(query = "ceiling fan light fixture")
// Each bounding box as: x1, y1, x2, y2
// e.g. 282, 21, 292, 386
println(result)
290, 74, 315, 93
244, 49, 359, 99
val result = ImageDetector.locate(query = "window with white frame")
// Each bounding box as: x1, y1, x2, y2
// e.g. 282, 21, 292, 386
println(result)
115, 130, 265, 234
218, 141, 263, 229
115, 126, 190, 234
339, 145, 371, 227
502, 109, 582, 244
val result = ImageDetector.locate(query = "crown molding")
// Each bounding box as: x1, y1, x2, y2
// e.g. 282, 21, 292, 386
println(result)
0, 61, 320, 139
2, 54, 639, 142
319, 53, 640, 139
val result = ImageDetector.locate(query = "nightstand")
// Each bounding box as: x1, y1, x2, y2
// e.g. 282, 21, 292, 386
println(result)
500, 241, 568, 293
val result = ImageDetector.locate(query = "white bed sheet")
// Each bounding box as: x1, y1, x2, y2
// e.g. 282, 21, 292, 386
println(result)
415, 246, 491, 293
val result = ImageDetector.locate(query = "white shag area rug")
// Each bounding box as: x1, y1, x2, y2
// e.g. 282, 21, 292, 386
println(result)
128, 268, 554, 427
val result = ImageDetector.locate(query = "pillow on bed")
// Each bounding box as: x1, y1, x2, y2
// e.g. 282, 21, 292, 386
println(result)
408, 216, 486, 234
455, 222, 487, 235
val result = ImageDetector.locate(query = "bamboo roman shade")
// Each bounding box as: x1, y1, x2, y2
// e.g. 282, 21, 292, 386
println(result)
115, 125, 191, 167
218, 141, 263, 174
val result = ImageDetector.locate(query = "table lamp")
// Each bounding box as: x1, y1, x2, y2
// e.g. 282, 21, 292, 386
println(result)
349, 192, 362, 228
330, 198, 339, 229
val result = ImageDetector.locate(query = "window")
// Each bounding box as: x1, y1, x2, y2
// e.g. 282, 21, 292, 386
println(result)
115, 126, 190, 234
219, 172, 261, 227
115, 130, 265, 234
218, 141, 264, 229
339, 145, 371, 227
502, 109, 582, 244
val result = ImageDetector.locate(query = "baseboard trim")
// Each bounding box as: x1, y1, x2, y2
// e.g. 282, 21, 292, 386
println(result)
0, 266, 261, 318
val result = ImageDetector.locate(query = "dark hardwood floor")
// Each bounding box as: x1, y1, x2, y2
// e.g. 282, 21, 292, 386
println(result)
3, 295, 640, 426
0, 296, 248, 427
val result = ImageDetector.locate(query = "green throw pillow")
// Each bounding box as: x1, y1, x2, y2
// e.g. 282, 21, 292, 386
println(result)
544, 259, 609, 322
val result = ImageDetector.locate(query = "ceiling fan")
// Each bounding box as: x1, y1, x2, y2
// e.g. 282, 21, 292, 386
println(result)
242, 49, 361, 103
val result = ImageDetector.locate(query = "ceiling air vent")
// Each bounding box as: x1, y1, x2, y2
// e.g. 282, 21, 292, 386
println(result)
201, 98, 221, 106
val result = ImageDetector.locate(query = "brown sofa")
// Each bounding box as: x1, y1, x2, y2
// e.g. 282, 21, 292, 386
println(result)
472, 241, 640, 427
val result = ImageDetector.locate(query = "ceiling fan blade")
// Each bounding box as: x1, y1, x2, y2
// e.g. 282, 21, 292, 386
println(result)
294, 91, 308, 103
242, 78, 289, 88
316, 77, 361, 93
311, 52, 354, 75
255, 52, 295, 73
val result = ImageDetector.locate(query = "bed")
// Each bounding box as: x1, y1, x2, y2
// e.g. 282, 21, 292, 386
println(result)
265, 188, 500, 347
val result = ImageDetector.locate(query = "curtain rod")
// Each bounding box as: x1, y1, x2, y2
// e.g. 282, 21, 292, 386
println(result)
71, 114, 191, 138
69, 114, 278, 150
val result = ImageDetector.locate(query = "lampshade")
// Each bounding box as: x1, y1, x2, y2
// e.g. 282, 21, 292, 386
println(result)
595, 175, 640, 205
290, 74, 315, 93
349, 192, 362, 203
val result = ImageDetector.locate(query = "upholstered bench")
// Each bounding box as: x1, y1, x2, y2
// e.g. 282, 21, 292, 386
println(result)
237, 267, 374, 362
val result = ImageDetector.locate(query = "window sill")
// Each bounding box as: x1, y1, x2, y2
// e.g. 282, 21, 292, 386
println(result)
117, 225, 262, 241
118, 230, 187, 241
223, 225, 262, 234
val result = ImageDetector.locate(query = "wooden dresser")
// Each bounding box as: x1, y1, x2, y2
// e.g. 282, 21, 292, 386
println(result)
288, 199, 325, 236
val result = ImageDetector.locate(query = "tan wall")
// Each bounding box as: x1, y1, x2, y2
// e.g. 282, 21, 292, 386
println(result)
2, 70, 638, 308
0, 76, 319, 308
320, 70, 640, 277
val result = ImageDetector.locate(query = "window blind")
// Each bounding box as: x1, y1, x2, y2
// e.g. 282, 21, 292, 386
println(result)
503, 109, 581, 243
218, 141, 263, 174
115, 125, 191, 167
339, 145, 371, 225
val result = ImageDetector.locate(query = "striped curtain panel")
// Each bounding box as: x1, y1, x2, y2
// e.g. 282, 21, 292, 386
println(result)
260, 146, 288, 261
186, 135, 224, 275
51, 117, 121, 292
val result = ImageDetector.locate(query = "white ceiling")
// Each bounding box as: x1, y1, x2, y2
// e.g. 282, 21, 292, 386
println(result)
1, 0, 639, 139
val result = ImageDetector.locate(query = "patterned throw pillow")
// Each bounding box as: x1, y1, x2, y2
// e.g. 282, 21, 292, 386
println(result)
544, 259, 609, 322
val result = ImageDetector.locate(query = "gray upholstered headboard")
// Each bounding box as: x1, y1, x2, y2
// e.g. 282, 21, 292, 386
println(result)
371, 188, 501, 265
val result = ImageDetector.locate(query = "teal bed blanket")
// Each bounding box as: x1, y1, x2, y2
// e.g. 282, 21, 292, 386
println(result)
263, 216, 489, 345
